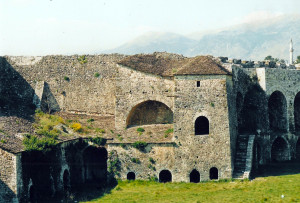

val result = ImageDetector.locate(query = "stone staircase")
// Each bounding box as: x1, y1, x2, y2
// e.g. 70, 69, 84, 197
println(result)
233, 134, 255, 179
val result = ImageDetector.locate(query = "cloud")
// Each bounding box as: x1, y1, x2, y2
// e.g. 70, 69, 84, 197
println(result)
240, 11, 284, 24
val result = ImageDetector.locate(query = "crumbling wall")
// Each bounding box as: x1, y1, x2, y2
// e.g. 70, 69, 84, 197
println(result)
3, 55, 125, 116
0, 148, 18, 202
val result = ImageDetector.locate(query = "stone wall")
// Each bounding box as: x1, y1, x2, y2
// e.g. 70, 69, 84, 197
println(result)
0, 148, 18, 203
115, 65, 174, 130
173, 75, 233, 181
2, 55, 125, 116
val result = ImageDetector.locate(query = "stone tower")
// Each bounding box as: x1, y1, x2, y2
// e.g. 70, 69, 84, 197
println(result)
290, 38, 294, 64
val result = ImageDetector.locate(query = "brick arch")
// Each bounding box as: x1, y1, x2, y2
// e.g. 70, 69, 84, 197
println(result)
126, 100, 173, 128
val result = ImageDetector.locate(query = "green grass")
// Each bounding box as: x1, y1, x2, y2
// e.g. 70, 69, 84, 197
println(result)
82, 173, 300, 203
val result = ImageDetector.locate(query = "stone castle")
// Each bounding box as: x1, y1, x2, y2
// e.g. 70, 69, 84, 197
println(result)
0, 48, 300, 202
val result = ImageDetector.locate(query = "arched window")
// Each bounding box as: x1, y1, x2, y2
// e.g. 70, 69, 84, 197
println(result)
271, 137, 290, 162
159, 170, 172, 183
209, 167, 218, 180
189, 169, 200, 183
127, 100, 173, 128
195, 116, 209, 135
127, 172, 136, 180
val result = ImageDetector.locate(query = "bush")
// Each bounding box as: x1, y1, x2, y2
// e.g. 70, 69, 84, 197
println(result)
94, 72, 100, 78
89, 136, 106, 146
137, 128, 145, 133
70, 123, 83, 132
132, 141, 147, 151
87, 118, 95, 123
149, 157, 155, 164
23, 134, 57, 152
95, 128, 106, 133
77, 55, 87, 64
131, 158, 141, 164
64, 76, 70, 81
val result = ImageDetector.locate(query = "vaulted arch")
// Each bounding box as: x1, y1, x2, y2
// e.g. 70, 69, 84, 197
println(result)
268, 91, 287, 132
294, 92, 300, 132
271, 137, 290, 162
126, 100, 173, 128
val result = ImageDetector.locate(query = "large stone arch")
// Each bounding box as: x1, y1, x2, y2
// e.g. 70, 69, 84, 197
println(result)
268, 91, 287, 132
271, 137, 290, 162
126, 100, 173, 128
239, 86, 267, 134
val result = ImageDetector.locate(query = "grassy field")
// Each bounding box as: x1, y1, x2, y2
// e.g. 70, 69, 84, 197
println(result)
82, 173, 300, 203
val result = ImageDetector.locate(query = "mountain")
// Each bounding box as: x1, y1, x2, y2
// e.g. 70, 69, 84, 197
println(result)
104, 15, 300, 61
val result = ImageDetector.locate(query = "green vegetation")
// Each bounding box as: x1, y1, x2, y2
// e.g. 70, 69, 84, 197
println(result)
149, 157, 155, 164
264, 55, 285, 63
87, 118, 95, 123
137, 128, 145, 133
94, 72, 100, 78
88, 136, 106, 146
147, 164, 156, 171
78, 55, 87, 64
83, 173, 300, 202
296, 55, 300, 64
210, 102, 215, 107
131, 141, 147, 151
95, 128, 106, 134
23, 134, 57, 152
64, 76, 70, 81
130, 158, 141, 164
0, 139, 6, 144
164, 128, 173, 138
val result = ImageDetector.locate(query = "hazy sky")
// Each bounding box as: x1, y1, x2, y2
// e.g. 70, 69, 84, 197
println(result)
1, 0, 300, 55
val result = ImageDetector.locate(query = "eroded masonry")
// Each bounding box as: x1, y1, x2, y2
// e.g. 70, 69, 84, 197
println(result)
0, 53, 300, 202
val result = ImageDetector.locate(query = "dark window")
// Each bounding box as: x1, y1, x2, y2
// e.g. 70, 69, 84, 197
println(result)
196, 81, 200, 87
159, 170, 172, 183
190, 169, 200, 183
209, 167, 218, 180
127, 172, 136, 180
271, 137, 289, 162
195, 116, 209, 135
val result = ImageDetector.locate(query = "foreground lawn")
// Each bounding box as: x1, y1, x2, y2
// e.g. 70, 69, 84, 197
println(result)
83, 173, 300, 203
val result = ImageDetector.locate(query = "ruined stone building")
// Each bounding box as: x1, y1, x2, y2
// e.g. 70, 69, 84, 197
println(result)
0, 52, 300, 202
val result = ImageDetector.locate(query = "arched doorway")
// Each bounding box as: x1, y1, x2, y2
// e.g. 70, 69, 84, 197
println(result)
126, 100, 173, 128
189, 169, 200, 183
209, 167, 218, 180
296, 138, 300, 161
271, 137, 290, 162
195, 116, 209, 135
159, 170, 172, 183
127, 172, 136, 180
268, 91, 287, 132
252, 142, 262, 172
63, 170, 70, 192
83, 146, 108, 182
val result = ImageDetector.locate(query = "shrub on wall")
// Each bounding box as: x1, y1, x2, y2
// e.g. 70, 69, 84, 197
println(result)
23, 134, 57, 152
132, 141, 148, 151
88, 136, 106, 146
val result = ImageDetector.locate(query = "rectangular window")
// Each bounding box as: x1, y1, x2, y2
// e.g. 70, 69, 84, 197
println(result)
196, 81, 200, 87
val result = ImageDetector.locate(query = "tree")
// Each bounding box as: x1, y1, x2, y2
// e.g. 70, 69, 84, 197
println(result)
265, 55, 274, 61
296, 56, 300, 64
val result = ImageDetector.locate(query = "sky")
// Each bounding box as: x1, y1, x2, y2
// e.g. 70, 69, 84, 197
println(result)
1, 0, 300, 55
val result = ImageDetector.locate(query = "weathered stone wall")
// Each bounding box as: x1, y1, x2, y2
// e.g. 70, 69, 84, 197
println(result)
2, 55, 125, 116
0, 148, 18, 203
115, 65, 175, 130
173, 75, 233, 181
107, 143, 175, 181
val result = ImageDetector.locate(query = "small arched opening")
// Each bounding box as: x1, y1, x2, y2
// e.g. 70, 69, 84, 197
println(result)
195, 116, 209, 135
268, 91, 287, 132
252, 141, 262, 171
127, 172, 136, 180
189, 169, 200, 183
296, 138, 300, 161
209, 167, 218, 180
83, 146, 108, 183
271, 137, 290, 162
159, 170, 172, 183
63, 170, 70, 193
126, 100, 173, 128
